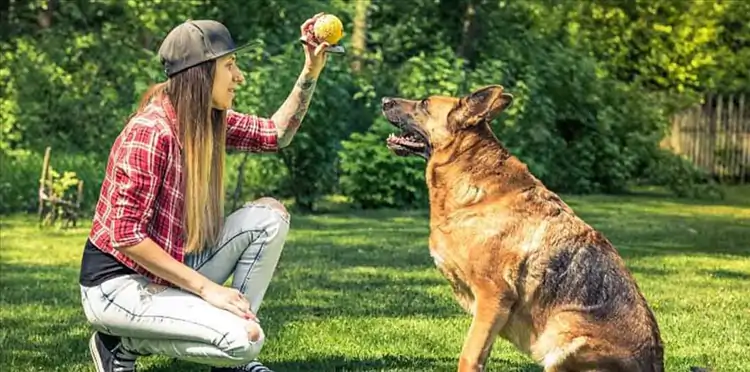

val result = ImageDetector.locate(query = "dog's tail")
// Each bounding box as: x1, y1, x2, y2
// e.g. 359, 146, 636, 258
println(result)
689, 366, 713, 372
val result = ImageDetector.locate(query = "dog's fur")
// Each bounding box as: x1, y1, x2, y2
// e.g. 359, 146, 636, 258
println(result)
381, 85, 664, 372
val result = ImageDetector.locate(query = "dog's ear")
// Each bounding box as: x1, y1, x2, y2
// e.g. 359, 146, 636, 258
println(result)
452, 85, 513, 128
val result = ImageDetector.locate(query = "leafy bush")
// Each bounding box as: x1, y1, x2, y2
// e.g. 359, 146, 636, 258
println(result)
231, 43, 365, 212
639, 148, 724, 200
339, 117, 429, 209
224, 153, 289, 209
3, 0, 740, 214
338, 19, 716, 208
338, 48, 467, 209
0, 149, 106, 214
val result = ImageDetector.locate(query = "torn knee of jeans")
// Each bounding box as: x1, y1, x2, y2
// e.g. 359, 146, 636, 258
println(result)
247, 197, 289, 220
245, 321, 263, 343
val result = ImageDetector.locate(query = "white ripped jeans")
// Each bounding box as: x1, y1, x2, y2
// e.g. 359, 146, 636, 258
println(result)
79, 200, 290, 367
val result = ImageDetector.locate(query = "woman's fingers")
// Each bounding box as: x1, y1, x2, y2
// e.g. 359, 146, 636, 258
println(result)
315, 42, 331, 57
225, 302, 249, 319
300, 14, 321, 36
245, 310, 259, 323
300, 12, 325, 38
231, 291, 257, 321
237, 295, 251, 312
212, 287, 257, 322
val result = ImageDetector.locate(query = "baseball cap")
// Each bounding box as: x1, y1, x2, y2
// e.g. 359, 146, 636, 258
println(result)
158, 19, 258, 77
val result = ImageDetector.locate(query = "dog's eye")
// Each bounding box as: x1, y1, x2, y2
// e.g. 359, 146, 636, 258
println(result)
419, 100, 428, 110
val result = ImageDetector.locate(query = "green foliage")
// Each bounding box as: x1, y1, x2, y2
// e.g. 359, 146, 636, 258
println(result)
45, 168, 80, 202
339, 117, 428, 209
224, 153, 289, 207
0, 149, 105, 214
339, 5, 695, 205
0, 0, 202, 154
228, 39, 364, 212
338, 48, 465, 209
0, 150, 42, 213
562, 0, 725, 94
1, 0, 747, 214
639, 148, 725, 200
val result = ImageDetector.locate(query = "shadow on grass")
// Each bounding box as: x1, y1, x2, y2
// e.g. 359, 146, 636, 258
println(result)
0, 264, 92, 371
699, 269, 750, 280
259, 271, 460, 324
145, 355, 542, 372
0, 262, 82, 308
574, 209, 749, 258
282, 209, 748, 279
263, 355, 541, 372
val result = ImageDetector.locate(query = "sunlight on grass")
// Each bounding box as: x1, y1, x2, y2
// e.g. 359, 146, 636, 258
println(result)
1, 190, 748, 371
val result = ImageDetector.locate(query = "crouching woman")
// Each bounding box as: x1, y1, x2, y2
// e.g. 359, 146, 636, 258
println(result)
78, 15, 330, 372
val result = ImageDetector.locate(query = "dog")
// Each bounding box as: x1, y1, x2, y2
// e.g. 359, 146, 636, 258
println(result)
381, 85, 665, 372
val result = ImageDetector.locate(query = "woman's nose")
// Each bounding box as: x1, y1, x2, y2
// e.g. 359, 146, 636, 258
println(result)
234, 70, 245, 84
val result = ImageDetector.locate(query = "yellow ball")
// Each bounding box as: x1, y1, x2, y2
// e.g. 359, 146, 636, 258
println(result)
313, 14, 344, 45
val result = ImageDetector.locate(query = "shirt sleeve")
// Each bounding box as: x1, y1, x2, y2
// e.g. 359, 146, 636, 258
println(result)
110, 123, 168, 249
225, 109, 279, 152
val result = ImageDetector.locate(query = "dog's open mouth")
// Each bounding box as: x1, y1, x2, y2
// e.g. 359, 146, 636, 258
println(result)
386, 125, 429, 157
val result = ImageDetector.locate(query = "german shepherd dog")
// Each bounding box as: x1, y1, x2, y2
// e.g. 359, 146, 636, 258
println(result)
380, 85, 665, 372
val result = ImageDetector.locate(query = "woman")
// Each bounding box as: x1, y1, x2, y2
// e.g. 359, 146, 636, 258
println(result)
78, 15, 331, 372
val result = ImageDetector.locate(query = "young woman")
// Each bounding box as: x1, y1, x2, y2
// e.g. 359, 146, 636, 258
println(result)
78, 15, 331, 372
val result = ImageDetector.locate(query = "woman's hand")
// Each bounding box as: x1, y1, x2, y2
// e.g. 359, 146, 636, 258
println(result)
300, 12, 330, 76
200, 281, 258, 322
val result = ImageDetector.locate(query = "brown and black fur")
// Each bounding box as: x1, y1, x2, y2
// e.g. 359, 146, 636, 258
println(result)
381, 85, 664, 372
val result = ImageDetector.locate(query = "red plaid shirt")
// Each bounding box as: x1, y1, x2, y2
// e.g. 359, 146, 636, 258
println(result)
88, 94, 278, 285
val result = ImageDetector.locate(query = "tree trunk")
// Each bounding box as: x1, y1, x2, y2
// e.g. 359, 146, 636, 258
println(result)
456, 0, 480, 95
456, 0, 478, 62
37, 0, 57, 29
350, 0, 370, 73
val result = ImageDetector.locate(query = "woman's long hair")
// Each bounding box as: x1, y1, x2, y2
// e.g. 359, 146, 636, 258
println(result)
132, 60, 227, 255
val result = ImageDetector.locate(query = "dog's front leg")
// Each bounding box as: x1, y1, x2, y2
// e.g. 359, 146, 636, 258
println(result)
457, 287, 514, 372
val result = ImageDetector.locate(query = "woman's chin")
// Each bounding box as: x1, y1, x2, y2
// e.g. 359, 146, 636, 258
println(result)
211, 100, 232, 111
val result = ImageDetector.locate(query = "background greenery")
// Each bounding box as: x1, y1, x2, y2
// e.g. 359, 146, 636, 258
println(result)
2, 2, 749, 371
2, 0, 748, 213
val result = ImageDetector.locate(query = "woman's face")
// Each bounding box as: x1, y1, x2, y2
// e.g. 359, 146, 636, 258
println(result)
211, 54, 245, 110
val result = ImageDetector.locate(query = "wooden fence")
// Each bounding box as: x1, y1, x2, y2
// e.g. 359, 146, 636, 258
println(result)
662, 94, 750, 183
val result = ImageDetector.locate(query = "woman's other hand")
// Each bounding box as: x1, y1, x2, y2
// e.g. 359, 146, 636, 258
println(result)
200, 282, 258, 322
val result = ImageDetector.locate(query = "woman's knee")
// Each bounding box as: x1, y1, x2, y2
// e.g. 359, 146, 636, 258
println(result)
223, 321, 266, 364
246, 320, 262, 342
242, 197, 290, 239
247, 197, 289, 222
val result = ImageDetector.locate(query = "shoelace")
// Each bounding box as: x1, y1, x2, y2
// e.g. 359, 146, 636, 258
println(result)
242, 361, 273, 372
112, 344, 138, 372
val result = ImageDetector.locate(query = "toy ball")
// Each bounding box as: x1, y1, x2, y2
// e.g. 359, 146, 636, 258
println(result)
313, 14, 345, 45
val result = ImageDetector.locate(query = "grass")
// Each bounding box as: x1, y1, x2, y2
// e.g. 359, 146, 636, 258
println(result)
1, 188, 749, 372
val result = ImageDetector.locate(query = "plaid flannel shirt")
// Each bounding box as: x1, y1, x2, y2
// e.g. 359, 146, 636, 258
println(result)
88, 94, 278, 285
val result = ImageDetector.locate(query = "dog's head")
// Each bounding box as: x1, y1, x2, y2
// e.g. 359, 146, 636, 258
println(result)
382, 85, 513, 159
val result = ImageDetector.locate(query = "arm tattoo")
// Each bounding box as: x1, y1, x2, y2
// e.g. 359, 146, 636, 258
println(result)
297, 77, 316, 91
273, 73, 318, 147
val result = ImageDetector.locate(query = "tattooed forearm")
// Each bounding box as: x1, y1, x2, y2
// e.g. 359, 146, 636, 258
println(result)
272, 71, 319, 147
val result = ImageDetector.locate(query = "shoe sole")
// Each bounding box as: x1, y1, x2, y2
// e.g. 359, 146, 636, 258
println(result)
88, 333, 106, 372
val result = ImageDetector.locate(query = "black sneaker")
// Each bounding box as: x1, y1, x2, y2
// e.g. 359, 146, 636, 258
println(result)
88, 331, 138, 372
211, 361, 274, 372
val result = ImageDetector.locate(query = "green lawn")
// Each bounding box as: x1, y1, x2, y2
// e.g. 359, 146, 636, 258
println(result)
1, 189, 749, 372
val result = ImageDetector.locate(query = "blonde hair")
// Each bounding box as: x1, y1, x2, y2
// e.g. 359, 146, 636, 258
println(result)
134, 60, 226, 254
